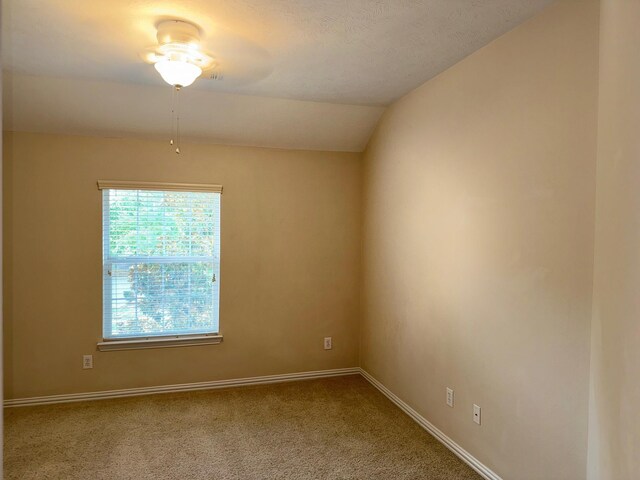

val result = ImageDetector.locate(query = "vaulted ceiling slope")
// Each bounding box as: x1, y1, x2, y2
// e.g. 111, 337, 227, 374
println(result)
2, 0, 553, 152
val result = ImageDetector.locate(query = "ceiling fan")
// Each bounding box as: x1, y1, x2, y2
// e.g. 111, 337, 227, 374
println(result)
139, 18, 271, 154
141, 20, 216, 88
140, 20, 219, 154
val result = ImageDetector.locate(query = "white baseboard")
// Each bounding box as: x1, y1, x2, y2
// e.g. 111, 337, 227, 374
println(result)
359, 368, 503, 480
3, 367, 360, 408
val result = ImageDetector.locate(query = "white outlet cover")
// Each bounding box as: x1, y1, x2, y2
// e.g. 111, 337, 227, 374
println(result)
473, 404, 481, 425
324, 337, 332, 350
83, 355, 93, 369
446, 387, 454, 407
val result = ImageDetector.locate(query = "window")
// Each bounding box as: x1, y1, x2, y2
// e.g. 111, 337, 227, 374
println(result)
97, 181, 222, 350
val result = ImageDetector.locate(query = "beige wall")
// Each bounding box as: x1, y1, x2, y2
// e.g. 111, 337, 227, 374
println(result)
8, 1, 640, 478
361, 1, 599, 479
588, 0, 640, 478
3, 132, 361, 399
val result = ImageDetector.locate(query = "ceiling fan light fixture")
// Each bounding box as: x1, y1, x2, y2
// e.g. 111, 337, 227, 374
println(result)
142, 20, 215, 154
154, 59, 202, 87
145, 20, 214, 88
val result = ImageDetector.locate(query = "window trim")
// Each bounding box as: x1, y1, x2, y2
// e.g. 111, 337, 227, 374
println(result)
98, 180, 223, 350
97, 334, 223, 352
97, 180, 223, 193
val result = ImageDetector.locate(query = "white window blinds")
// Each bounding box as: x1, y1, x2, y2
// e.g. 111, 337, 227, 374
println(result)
101, 185, 221, 339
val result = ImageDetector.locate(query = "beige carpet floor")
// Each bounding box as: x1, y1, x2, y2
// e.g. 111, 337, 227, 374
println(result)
5, 375, 482, 479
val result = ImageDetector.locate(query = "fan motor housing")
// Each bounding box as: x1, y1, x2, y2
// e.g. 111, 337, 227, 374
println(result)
156, 20, 201, 47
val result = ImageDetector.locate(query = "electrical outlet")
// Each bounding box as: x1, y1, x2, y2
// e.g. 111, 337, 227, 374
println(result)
324, 337, 332, 350
473, 404, 481, 425
446, 387, 454, 407
83, 355, 93, 369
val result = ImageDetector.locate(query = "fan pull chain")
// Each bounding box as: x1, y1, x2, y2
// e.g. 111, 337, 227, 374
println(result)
170, 86, 176, 147
175, 85, 181, 155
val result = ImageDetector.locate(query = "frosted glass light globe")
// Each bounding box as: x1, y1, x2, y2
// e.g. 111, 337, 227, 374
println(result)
154, 59, 202, 87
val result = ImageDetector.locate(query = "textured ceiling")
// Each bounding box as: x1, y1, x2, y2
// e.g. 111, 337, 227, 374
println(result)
3, 0, 553, 106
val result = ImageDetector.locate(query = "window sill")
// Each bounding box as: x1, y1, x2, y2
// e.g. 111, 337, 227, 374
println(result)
97, 334, 223, 352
